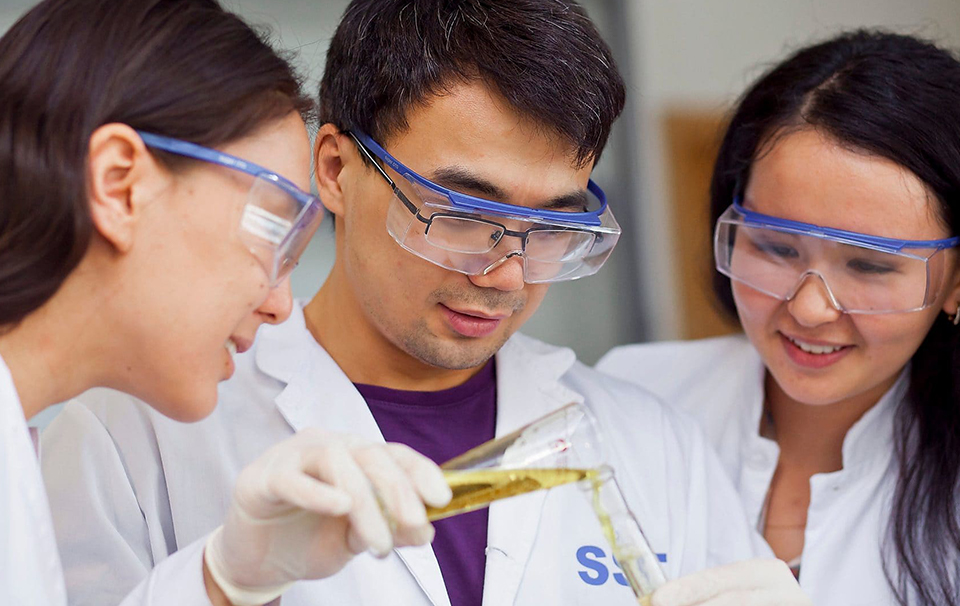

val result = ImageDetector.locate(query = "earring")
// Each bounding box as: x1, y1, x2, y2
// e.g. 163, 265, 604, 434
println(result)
950, 304, 960, 326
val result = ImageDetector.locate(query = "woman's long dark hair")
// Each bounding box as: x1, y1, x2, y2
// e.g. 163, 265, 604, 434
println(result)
710, 30, 960, 605
0, 0, 314, 330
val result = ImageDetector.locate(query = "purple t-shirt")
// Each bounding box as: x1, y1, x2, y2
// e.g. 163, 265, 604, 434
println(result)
355, 360, 497, 606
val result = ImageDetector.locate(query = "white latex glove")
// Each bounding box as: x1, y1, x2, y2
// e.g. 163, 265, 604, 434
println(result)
203, 428, 452, 606
651, 559, 812, 606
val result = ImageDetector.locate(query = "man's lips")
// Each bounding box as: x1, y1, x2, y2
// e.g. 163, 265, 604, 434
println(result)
444, 306, 510, 321
440, 304, 509, 338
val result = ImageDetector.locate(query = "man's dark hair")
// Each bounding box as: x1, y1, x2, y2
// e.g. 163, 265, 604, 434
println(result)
320, 0, 625, 167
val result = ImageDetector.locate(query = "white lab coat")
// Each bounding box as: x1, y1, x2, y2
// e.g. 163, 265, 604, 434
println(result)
0, 353, 213, 605
598, 334, 909, 606
42, 302, 768, 606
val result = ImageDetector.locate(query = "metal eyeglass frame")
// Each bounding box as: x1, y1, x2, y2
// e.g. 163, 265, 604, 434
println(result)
347, 130, 609, 244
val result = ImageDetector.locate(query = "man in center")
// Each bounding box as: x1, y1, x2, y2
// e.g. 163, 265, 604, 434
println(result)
42, 1, 779, 605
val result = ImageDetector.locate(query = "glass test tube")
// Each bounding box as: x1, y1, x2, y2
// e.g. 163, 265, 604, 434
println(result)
580, 465, 667, 605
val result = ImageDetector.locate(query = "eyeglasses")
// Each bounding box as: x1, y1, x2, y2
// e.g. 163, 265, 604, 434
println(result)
137, 131, 323, 286
715, 199, 960, 314
348, 130, 621, 283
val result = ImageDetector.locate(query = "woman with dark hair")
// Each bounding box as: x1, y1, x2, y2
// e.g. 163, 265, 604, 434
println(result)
600, 30, 960, 606
0, 0, 449, 604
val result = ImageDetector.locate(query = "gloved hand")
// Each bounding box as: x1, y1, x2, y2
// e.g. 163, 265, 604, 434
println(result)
651, 559, 812, 606
203, 428, 452, 606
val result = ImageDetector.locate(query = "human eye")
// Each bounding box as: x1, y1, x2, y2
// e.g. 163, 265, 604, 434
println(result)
751, 238, 799, 259
846, 258, 897, 275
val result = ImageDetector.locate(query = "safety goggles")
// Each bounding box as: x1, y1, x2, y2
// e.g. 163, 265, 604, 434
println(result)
138, 131, 323, 286
348, 130, 620, 283
715, 200, 960, 314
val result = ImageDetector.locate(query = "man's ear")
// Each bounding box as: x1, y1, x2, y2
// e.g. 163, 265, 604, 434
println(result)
314, 123, 352, 217
86, 123, 162, 253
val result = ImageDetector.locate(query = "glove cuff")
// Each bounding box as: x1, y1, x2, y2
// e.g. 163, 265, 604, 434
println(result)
203, 526, 293, 606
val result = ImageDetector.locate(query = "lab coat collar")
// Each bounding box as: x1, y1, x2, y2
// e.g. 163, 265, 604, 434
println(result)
256, 299, 385, 441
255, 299, 312, 385
0, 352, 33, 456
838, 367, 907, 474
0, 351, 19, 418
738, 348, 769, 447
255, 306, 581, 442
499, 332, 579, 382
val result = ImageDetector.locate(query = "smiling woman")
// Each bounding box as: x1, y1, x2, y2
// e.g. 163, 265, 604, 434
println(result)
599, 29, 960, 606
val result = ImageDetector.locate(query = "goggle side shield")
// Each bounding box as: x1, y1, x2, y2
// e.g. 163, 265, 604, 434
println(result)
241, 176, 324, 282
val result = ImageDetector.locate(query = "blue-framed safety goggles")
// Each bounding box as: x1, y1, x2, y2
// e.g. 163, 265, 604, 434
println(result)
137, 131, 323, 286
715, 199, 960, 314
349, 130, 621, 283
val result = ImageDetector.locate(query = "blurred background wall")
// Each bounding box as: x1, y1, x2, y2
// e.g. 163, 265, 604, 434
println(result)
3, 0, 960, 382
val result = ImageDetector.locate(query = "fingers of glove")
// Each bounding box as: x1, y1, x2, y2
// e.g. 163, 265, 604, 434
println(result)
384, 443, 452, 508
307, 444, 394, 558
353, 445, 435, 547
265, 470, 353, 517
232, 432, 357, 520
651, 559, 803, 606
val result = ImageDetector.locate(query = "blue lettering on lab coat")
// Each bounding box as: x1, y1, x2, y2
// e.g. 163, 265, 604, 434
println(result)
576, 545, 667, 587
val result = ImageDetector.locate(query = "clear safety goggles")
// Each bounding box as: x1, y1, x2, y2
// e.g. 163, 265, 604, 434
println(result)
138, 131, 324, 286
715, 200, 960, 314
349, 130, 621, 283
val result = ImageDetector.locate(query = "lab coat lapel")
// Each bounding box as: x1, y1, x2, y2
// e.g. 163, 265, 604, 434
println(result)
255, 303, 451, 606
483, 335, 581, 606
255, 305, 383, 441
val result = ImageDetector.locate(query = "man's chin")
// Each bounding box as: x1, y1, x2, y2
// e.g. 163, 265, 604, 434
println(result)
404, 332, 509, 371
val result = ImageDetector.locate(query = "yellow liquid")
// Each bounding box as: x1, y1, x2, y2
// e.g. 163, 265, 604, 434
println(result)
426, 468, 656, 604
426, 468, 595, 521
588, 474, 656, 605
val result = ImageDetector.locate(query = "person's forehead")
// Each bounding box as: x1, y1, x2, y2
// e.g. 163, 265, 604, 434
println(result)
746, 129, 945, 240
224, 113, 312, 192
386, 81, 586, 173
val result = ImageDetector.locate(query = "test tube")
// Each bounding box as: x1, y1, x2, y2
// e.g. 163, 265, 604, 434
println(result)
427, 403, 603, 521
580, 465, 667, 605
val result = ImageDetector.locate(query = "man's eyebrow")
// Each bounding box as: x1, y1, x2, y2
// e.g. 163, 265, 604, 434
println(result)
541, 191, 589, 211
431, 166, 507, 199
431, 166, 589, 211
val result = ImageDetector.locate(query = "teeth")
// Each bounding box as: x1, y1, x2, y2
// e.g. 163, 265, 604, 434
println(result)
788, 336, 842, 355
226, 339, 238, 357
